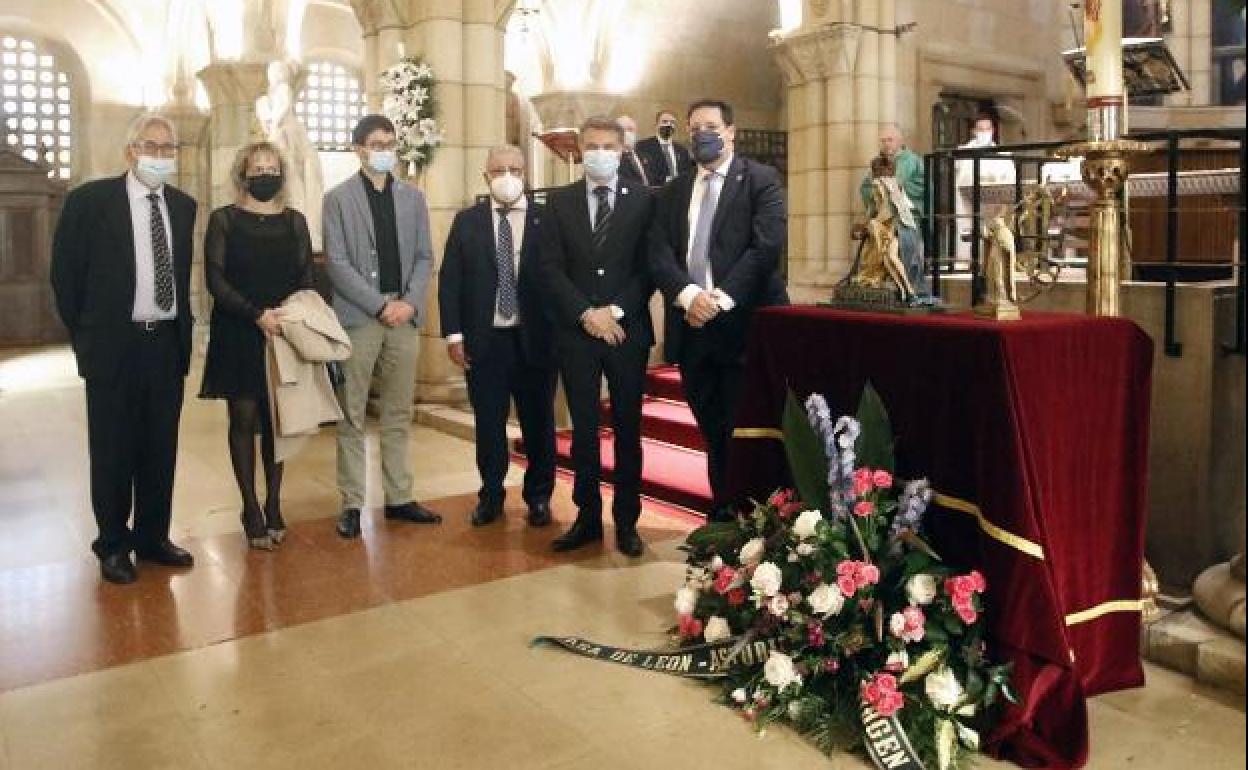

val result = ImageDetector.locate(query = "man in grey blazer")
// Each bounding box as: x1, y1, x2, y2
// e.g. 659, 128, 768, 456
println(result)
323, 114, 442, 538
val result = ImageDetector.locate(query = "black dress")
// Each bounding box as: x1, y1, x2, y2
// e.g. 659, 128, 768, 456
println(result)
199, 205, 315, 400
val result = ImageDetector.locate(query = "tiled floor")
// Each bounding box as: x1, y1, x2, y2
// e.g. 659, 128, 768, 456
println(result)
0, 346, 1244, 769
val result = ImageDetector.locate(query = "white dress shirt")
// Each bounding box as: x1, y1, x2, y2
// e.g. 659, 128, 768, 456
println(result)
126, 170, 176, 322
445, 196, 527, 346
677, 153, 736, 313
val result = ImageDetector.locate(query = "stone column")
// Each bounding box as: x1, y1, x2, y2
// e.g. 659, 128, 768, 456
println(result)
771, 12, 874, 299
196, 61, 270, 210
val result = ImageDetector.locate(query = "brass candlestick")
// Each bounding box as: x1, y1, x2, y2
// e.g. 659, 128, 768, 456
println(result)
1057, 139, 1149, 316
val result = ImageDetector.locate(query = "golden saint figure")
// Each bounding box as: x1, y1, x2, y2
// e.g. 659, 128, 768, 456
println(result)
854, 156, 918, 301
975, 215, 1021, 320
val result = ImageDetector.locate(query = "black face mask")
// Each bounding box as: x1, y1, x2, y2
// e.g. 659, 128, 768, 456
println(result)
658, 124, 674, 140
246, 174, 283, 202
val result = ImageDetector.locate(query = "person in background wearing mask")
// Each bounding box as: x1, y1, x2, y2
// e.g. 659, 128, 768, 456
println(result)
438, 145, 557, 529
859, 122, 925, 221
615, 114, 650, 188
636, 110, 691, 186
50, 112, 198, 584
648, 98, 787, 523
199, 141, 317, 550
536, 115, 656, 557
323, 114, 441, 540
953, 113, 1014, 262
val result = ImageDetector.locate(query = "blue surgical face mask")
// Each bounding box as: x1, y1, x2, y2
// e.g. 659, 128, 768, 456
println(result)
134, 155, 176, 189
367, 149, 397, 175
582, 149, 621, 184
691, 130, 724, 165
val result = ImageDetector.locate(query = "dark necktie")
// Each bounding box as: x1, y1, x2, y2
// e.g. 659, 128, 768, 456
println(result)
592, 185, 612, 251
664, 144, 677, 180
148, 193, 174, 312
495, 208, 517, 319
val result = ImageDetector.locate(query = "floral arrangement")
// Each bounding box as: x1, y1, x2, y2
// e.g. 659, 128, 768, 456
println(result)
379, 56, 444, 170
675, 386, 1015, 769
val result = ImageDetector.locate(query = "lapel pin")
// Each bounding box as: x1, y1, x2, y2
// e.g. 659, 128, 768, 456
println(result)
621, 187, 629, 195
736, 174, 744, 182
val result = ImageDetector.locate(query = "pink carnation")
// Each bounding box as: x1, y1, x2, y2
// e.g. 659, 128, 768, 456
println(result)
861, 672, 905, 717
853, 501, 875, 518
713, 566, 738, 594
678, 614, 703, 639
872, 470, 894, 489
889, 605, 926, 643
852, 468, 874, 497
768, 489, 795, 508
835, 560, 880, 596
726, 588, 746, 606
837, 575, 857, 596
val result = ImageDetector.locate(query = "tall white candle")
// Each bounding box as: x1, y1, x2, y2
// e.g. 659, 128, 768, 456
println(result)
1085, 0, 1124, 102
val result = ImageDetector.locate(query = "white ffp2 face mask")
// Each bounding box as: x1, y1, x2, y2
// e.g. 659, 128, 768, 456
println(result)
489, 173, 525, 205
582, 149, 621, 184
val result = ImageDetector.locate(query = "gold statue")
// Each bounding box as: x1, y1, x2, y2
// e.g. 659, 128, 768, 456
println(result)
975, 214, 1021, 321
853, 155, 922, 302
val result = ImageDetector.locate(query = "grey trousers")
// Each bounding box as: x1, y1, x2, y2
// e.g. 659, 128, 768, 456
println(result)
336, 321, 420, 509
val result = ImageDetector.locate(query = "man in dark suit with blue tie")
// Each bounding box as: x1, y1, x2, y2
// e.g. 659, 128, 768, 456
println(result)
439, 145, 557, 528
537, 115, 656, 557
50, 113, 198, 583
648, 99, 788, 522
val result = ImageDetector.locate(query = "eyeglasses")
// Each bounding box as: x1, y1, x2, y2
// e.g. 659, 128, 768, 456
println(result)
132, 141, 179, 157
486, 166, 524, 178
364, 141, 399, 152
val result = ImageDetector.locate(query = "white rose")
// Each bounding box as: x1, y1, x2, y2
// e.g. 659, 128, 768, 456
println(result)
763, 651, 802, 690
796, 542, 815, 557
739, 538, 766, 566
925, 666, 965, 710
886, 649, 910, 671
906, 573, 938, 606
768, 594, 790, 617
731, 687, 748, 703
710, 555, 724, 572
750, 562, 784, 597
792, 509, 823, 539
674, 586, 698, 616
807, 583, 846, 616
704, 615, 732, 643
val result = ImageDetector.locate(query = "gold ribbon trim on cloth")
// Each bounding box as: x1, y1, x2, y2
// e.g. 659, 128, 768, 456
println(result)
1064, 599, 1146, 626
732, 427, 1046, 561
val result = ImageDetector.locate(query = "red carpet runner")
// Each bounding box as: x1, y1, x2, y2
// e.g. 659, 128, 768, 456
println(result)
517, 366, 713, 514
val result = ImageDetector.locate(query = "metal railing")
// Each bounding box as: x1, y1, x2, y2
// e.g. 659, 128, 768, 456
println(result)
923, 127, 1246, 357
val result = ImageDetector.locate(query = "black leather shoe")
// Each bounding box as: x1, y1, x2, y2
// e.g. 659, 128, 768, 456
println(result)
385, 501, 443, 524
551, 518, 603, 552
471, 502, 503, 527
135, 540, 194, 568
336, 508, 362, 539
526, 501, 553, 528
616, 528, 645, 558
100, 552, 137, 585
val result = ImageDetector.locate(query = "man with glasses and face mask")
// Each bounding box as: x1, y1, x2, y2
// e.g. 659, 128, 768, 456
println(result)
323, 114, 441, 539
648, 99, 788, 523
636, 110, 691, 186
51, 112, 198, 584
536, 115, 656, 557
439, 145, 557, 529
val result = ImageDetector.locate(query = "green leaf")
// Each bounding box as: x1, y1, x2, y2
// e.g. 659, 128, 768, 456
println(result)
854, 382, 895, 473
782, 389, 830, 512
686, 521, 742, 551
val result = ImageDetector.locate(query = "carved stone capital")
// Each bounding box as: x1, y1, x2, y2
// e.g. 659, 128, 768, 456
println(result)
350, 0, 408, 36
196, 61, 269, 108
771, 22, 862, 86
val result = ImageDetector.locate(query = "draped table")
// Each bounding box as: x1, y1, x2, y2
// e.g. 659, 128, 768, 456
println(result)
726, 307, 1153, 769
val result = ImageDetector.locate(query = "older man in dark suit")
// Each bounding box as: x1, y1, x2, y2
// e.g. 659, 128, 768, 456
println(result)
439, 145, 557, 528
51, 112, 198, 584
537, 115, 655, 557
648, 99, 788, 522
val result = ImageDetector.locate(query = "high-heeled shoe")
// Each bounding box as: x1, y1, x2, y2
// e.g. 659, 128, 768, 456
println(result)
240, 510, 274, 551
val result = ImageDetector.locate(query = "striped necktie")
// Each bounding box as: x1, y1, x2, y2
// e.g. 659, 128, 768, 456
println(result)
148, 193, 174, 312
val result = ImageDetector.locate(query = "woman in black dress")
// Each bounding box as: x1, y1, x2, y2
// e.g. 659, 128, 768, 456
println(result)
200, 141, 315, 550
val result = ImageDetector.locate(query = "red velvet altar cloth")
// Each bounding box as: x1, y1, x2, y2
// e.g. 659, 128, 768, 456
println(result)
726, 307, 1153, 769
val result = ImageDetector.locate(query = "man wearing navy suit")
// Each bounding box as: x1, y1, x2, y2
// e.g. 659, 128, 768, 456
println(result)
635, 110, 691, 186
50, 113, 198, 583
648, 99, 788, 522
537, 116, 655, 557
439, 145, 557, 528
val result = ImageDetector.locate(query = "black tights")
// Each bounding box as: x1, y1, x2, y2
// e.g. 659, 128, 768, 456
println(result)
227, 398, 283, 526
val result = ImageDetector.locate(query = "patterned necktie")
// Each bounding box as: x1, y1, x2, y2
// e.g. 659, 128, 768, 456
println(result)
687, 173, 719, 289
495, 208, 518, 319
592, 185, 612, 251
148, 193, 174, 312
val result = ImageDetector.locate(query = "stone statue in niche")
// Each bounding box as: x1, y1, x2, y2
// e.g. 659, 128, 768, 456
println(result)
975, 213, 1021, 321
256, 59, 324, 251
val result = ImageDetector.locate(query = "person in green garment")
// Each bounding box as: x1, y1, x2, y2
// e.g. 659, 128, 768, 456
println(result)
859, 122, 925, 219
